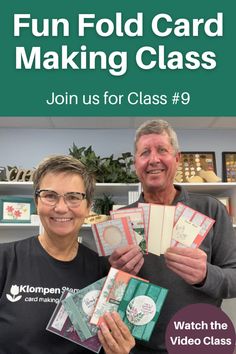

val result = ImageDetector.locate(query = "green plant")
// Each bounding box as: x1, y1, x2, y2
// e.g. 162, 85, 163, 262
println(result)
93, 194, 115, 215
69, 143, 138, 183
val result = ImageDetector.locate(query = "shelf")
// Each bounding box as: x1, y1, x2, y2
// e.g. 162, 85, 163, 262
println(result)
1, 181, 235, 194
176, 182, 236, 198
0, 223, 39, 229
0, 181, 140, 196
0, 182, 235, 232
0, 181, 33, 195
95, 183, 140, 196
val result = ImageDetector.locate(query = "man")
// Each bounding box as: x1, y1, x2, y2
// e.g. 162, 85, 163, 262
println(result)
109, 119, 236, 354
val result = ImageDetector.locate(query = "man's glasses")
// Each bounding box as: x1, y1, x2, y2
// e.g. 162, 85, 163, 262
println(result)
35, 189, 86, 207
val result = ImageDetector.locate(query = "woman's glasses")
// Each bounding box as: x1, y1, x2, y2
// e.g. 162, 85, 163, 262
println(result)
35, 189, 86, 207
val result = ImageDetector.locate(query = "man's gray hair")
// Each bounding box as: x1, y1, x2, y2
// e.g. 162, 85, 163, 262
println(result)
134, 119, 180, 154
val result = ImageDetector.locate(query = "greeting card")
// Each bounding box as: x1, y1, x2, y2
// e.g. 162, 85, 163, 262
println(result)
138, 203, 151, 240
62, 278, 106, 341
172, 202, 215, 248
138, 202, 215, 254
147, 204, 175, 256
110, 207, 147, 253
90, 267, 148, 326
46, 290, 102, 353
118, 278, 168, 341
91, 217, 136, 256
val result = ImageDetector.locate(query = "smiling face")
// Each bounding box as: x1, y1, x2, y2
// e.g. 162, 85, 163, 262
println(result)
134, 133, 180, 196
36, 171, 90, 240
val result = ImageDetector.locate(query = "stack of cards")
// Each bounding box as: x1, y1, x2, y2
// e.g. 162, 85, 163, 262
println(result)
90, 267, 148, 326
90, 268, 167, 340
46, 289, 103, 353
91, 203, 215, 257
47, 268, 168, 348
138, 202, 215, 255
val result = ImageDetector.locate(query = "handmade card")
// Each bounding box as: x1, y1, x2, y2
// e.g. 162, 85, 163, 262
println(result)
62, 278, 106, 341
148, 205, 175, 256
160, 206, 176, 254
110, 207, 147, 253
174, 202, 186, 224
90, 267, 148, 326
90, 268, 118, 325
0, 196, 34, 223
118, 278, 168, 342
91, 218, 136, 256
172, 202, 215, 248
46, 290, 102, 353
146, 204, 164, 256
138, 203, 151, 238
172, 218, 202, 247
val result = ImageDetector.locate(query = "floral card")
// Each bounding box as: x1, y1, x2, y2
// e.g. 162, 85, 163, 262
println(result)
91, 217, 136, 256
62, 278, 106, 341
118, 278, 168, 342
172, 218, 202, 246
172, 202, 215, 248
90, 268, 119, 325
0, 196, 34, 223
46, 290, 102, 353
90, 267, 148, 326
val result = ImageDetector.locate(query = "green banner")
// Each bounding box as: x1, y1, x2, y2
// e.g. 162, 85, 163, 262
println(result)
0, 1, 235, 116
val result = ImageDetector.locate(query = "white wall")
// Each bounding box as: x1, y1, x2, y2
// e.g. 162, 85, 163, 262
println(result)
0, 127, 235, 178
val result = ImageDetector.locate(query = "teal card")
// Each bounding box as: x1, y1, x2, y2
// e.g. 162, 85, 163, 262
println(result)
118, 278, 168, 341
62, 277, 106, 341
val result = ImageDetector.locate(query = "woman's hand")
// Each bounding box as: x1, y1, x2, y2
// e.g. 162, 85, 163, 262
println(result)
98, 312, 135, 354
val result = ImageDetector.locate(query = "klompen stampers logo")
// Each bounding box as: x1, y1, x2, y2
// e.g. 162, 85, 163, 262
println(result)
6, 284, 78, 303
6, 285, 22, 302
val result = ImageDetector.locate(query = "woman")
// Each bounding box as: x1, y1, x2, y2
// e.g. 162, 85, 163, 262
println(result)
0, 155, 135, 354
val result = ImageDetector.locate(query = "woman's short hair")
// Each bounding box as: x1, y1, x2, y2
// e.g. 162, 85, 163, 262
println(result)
33, 155, 95, 206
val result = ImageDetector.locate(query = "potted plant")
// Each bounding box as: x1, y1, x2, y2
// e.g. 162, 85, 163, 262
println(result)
69, 143, 138, 183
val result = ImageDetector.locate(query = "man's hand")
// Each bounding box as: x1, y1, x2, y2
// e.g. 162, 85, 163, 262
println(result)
109, 245, 144, 275
164, 247, 207, 285
98, 312, 135, 354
